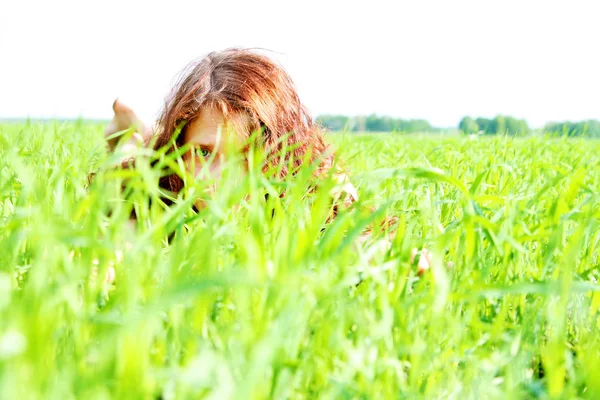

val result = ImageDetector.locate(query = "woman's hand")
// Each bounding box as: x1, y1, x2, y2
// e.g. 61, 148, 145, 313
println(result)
105, 99, 152, 152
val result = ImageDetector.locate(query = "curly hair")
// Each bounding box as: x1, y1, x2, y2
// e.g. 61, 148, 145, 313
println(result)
150, 48, 334, 196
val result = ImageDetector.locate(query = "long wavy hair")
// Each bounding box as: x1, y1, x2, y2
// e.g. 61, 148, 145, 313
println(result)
150, 48, 333, 196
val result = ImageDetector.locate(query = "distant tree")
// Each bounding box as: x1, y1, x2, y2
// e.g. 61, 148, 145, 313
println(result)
315, 115, 350, 131
458, 117, 479, 134
544, 120, 600, 137
397, 119, 434, 133
365, 114, 386, 132
475, 118, 497, 135
495, 116, 506, 135
317, 114, 436, 133
502, 116, 529, 135
460, 115, 530, 135
353, 116, 367, 132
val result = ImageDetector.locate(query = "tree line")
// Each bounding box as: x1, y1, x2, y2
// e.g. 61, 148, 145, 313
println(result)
317, 114, 600, 137
458, 116, 530, 135
542, 120, 600, 137
459, 116, 600, 137
316, 114, 436, 133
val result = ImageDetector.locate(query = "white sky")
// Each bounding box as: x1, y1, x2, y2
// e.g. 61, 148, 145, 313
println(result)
1, 0, 598, 128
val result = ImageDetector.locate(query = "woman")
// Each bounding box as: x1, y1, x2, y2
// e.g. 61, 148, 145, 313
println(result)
103, 48, 431, 275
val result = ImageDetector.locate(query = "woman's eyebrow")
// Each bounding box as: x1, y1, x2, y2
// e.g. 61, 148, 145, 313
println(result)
186, 134, 217, 147
190, 142, 215, 150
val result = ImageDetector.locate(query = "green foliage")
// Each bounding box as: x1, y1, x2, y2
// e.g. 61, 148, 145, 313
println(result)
544, 120, 600, 137
317, 114, 435, 133
459, 115, 530, 135
458, 116, 479, 134
2, 123, 600, 398
315, 114, 350, 131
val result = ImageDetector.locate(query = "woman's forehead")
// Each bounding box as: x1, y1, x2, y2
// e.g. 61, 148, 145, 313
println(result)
184, 107, 249, 146
184, 107, 224, 145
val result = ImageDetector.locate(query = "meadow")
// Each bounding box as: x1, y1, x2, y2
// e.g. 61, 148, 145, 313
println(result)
1, 121, 600, 399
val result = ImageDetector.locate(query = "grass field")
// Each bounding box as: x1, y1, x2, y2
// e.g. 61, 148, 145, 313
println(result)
1, 121, 600, 399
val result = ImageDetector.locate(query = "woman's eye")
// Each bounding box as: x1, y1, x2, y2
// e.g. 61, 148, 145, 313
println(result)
196, 148, 211, 158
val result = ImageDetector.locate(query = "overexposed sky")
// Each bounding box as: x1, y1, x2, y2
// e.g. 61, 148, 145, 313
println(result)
0, 0, 598, 128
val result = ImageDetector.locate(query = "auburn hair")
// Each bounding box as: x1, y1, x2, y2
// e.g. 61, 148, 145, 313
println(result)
151, 48, 333, 195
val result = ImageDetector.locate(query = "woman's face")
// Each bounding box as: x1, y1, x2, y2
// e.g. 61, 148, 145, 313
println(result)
183, 107, 228, 180
182, 106, 246, 198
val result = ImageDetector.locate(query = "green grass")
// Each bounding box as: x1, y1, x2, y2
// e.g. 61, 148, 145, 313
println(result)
1, 122, 600, 399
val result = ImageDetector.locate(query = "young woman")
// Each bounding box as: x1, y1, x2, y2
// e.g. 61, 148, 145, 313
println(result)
103, 48, 431, 274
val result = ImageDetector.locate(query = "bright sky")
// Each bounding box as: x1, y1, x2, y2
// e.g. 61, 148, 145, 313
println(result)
1, 0, 598, 128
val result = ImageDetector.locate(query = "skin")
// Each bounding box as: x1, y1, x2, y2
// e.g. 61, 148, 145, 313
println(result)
182, 106, 235, 180
181, 107, 249, 211
104, 99, 152, 152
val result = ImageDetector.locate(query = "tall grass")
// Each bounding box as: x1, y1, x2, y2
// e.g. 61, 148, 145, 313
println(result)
1, 122, 599, 399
